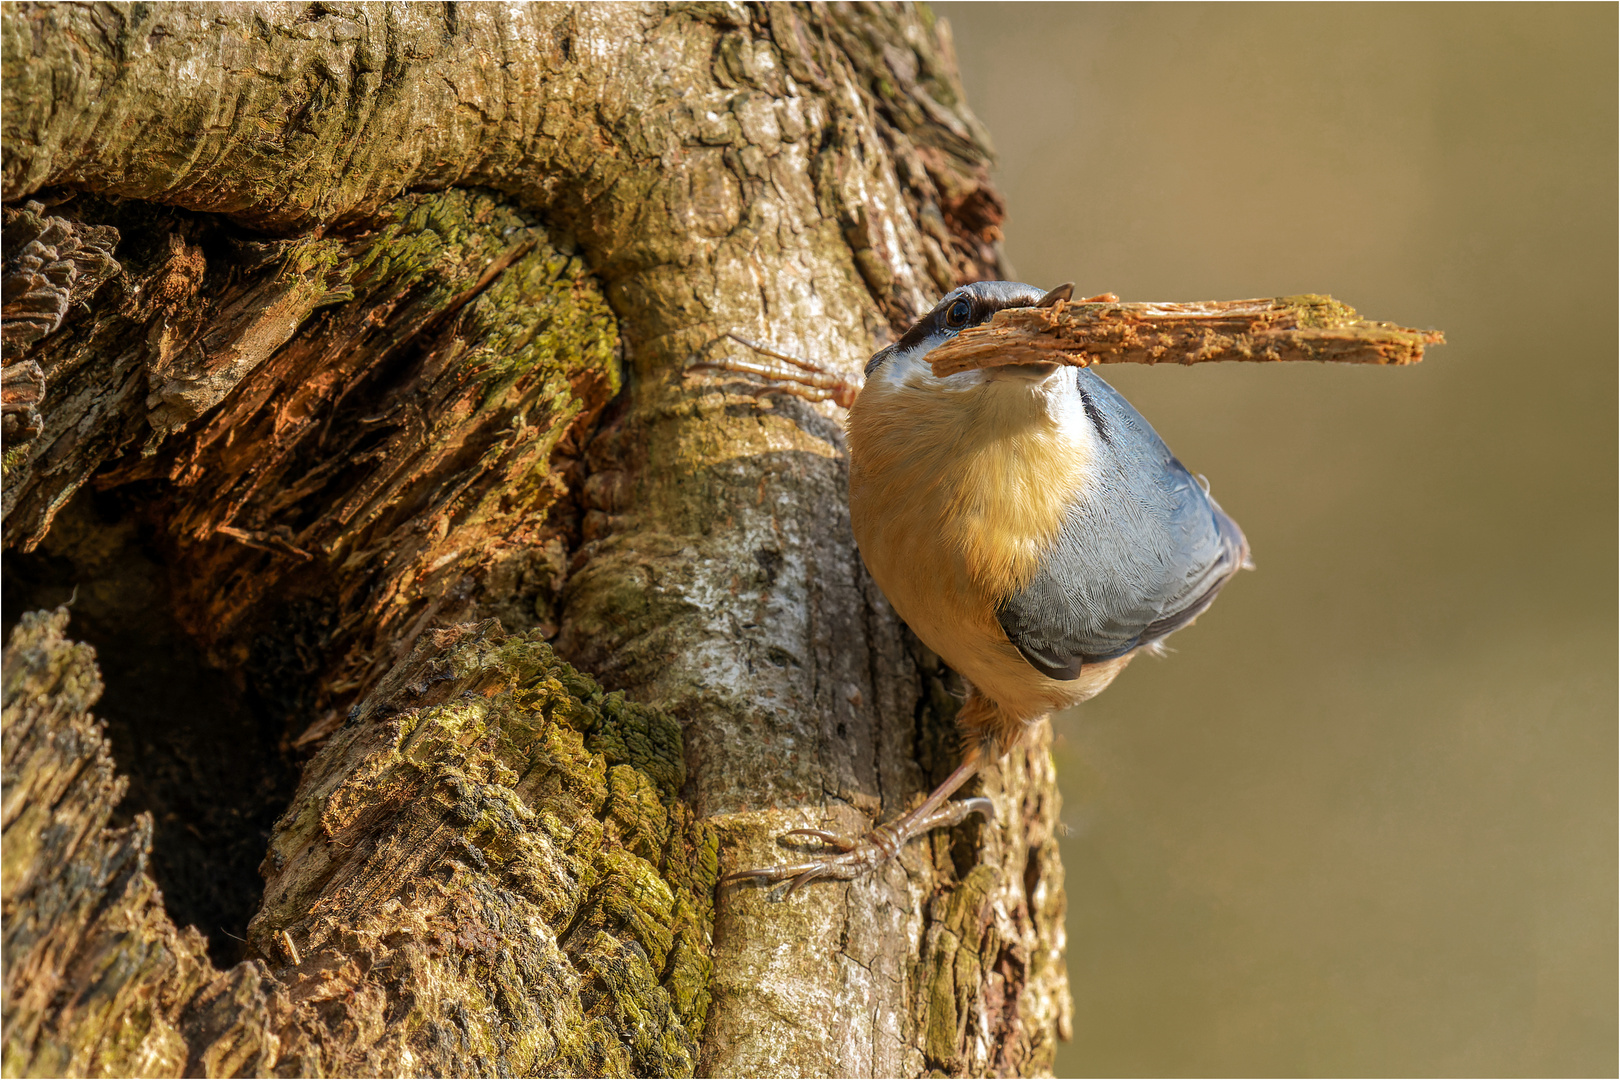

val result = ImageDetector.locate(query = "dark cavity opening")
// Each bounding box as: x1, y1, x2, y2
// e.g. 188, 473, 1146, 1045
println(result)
1, 488, 298, 968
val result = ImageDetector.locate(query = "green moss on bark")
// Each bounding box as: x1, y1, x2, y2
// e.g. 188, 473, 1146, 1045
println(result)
249, 620, 715, 1078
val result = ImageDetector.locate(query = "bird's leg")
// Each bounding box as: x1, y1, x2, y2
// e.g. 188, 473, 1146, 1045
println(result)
723, 691, 1025, 898
721, 752, 993, 899
688, 333, 861, 409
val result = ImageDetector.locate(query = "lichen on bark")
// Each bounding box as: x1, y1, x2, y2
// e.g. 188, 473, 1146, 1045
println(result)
251, 617, 718, 1077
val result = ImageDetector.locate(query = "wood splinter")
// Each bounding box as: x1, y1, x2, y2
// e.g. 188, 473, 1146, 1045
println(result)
927, 293, 1445, 377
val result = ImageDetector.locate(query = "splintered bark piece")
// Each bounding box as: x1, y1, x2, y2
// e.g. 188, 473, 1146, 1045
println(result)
927, 294, 1445, 376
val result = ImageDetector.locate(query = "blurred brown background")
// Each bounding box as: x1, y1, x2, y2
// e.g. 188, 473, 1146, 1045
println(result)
935, 3, 1616, 1075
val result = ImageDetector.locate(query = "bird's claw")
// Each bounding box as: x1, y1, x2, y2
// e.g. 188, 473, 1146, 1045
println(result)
722, 797, 996, 900
718, 836, 878, 901
687, 334, 862, 409
781, 827, 857, 851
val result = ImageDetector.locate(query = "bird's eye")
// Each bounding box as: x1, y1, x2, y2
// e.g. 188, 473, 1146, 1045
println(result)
944, 299, 972, 328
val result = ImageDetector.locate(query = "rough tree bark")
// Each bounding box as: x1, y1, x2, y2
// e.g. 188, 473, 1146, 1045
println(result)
1, 4, 1068, 1078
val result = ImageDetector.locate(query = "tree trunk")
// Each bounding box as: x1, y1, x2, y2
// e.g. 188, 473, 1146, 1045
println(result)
0, 3, 1069, 1076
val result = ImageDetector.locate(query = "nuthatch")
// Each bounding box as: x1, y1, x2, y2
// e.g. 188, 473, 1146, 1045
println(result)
718, 281, 1250, 894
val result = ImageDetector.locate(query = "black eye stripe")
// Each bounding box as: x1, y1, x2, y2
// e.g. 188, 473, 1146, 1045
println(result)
895, 314, 939, 352
864, 344, 894, 377
885, 284, 1048, 359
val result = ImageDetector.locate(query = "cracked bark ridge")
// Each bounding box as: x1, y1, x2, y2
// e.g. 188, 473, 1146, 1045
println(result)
927, 294, 1446, 376
3, 4, 1066, 1075
1, 4, 1005, 287
1, 608, 276, 1078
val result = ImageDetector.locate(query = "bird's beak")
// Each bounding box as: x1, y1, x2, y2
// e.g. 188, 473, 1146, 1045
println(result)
1035, 282, 1074, 308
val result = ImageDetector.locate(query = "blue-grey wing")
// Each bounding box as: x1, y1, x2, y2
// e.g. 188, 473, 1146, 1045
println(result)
996, 370, 1248, 681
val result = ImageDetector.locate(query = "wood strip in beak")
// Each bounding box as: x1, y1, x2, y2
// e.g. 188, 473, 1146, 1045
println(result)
928, 294, 1445, 376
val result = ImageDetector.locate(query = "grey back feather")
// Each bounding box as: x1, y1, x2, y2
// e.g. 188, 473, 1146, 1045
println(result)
996, 369, 1247, 681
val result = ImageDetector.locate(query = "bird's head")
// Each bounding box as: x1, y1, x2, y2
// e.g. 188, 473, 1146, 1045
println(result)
863, 281, 1074, 393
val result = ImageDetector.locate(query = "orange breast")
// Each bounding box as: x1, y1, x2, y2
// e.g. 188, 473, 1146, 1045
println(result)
846, 370, 1120, 721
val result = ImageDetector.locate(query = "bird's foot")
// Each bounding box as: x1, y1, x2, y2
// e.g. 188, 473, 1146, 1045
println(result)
722, 796, 995, 900
687, 333, 861, 409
